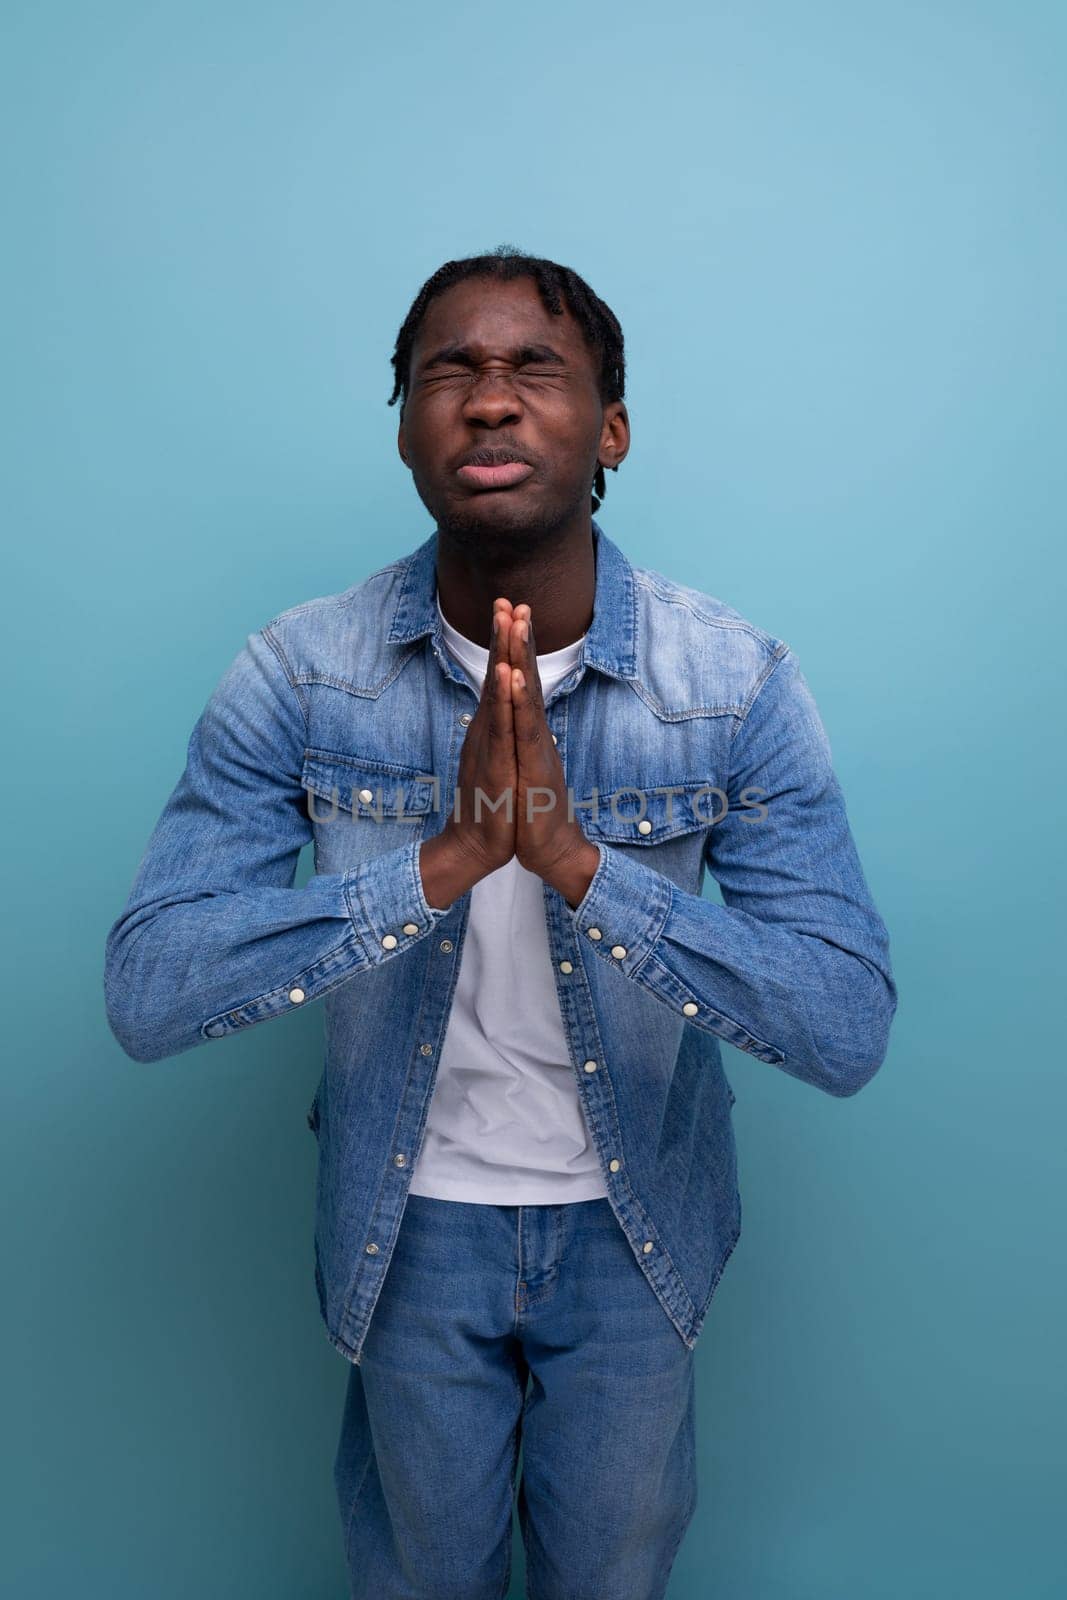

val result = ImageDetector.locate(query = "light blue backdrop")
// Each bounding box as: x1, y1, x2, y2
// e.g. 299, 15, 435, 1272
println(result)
3, 2, 1063, 1596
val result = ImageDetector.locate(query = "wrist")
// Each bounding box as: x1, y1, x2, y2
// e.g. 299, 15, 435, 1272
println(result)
545, 837, 601, 910
419, 828, 493, 910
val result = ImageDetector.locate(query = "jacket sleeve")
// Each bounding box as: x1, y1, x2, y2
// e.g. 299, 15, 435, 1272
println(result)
103, 625, 449, 1063
566, 645, 898, 1097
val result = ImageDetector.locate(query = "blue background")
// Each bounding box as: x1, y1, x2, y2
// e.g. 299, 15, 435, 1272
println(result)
4, 2, 1064, 1595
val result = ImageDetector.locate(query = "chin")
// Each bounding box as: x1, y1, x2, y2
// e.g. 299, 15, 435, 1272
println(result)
423, 487, 576, 547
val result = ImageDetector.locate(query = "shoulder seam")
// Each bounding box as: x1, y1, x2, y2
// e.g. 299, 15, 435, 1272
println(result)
632, 571, 782, 653
261, 623, 310, 739
728, 641, 792, 750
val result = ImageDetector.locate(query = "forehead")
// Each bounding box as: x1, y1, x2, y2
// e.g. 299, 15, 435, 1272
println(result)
411, 275, 593, 366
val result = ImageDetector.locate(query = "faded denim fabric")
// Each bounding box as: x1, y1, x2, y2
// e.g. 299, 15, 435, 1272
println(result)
104, 520, 897, 1365
334, 1194, 697, 1600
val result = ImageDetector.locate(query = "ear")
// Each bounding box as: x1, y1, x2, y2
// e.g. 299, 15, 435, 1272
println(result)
397, 417, 410, 469
598, 400, 630, 472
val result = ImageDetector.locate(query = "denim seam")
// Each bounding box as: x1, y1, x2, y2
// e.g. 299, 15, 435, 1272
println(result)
625, 677, 750, 722
626, 870, 673, 982
261, 623, 310, 732
728, 640, 791, 749
633, 572, 783, 651
344, 864, 386, 966
290, 644, 422, 701
198, 928, 366, 1038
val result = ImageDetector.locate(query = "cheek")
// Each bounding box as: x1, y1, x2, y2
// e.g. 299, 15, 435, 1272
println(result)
402, 413, 448, 474
540, 392, 601, 445
545, 417, 602, 477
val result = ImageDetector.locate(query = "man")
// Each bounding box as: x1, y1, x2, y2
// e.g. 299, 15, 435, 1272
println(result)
104, 248, 897, 1600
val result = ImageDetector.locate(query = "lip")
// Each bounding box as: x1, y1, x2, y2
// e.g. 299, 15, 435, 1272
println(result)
455, 461, 535, 491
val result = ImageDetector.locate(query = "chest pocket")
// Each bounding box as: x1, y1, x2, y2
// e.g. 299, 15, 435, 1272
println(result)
574, 780, 719, 895
301, 748, 438, 869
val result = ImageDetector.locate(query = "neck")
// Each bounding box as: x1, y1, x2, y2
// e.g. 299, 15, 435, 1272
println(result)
434, 517, 596, 653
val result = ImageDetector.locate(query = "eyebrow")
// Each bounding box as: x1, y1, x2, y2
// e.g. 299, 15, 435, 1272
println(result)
417, 342, 569, 373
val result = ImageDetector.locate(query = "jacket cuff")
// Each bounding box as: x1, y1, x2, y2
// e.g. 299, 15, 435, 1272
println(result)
345, 834, 450, 962
565, 840, 673, 973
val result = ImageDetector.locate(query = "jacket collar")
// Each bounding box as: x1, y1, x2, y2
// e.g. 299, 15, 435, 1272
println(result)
386, 518, 638, 684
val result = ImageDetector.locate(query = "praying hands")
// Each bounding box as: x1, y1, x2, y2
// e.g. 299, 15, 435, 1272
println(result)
419, 600, 601, 911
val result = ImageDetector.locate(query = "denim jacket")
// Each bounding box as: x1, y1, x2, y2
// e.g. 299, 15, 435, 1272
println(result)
104, 521, 897, 1364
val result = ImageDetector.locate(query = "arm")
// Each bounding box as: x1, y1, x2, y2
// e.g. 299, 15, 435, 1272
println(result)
103, 625, 451, 1063
567, 645, 898, 1098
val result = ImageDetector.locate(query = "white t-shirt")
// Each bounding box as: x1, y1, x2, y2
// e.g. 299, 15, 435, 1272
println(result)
407, 596, 609, 1205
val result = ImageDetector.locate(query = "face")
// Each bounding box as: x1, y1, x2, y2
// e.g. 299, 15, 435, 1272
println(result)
396, 275, 629, 548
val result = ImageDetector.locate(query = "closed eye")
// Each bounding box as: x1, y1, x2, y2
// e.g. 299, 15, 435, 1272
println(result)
415, 365, 570, 391
414, 342, 570, 386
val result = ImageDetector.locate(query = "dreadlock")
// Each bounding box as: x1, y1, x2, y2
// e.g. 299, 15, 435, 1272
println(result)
388, 245, 625, 512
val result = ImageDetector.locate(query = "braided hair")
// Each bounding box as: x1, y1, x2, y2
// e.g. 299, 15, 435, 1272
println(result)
388, 245, 625, 512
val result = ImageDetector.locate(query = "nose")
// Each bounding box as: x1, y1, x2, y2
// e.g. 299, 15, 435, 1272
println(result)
462, 370, 524, 429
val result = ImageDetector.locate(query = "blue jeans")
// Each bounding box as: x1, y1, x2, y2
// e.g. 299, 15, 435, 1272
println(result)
333, 1194, 698, 1600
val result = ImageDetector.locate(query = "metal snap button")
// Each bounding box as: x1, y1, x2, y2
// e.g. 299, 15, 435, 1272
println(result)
642, 1241, 654, 1253
439, 939, 453, 952
402, 923, 419, 935
683, 1002, 698, 1016
381, 934, 398, 950
358, 788, 373, 804
586, 926, 602, 941
609, 1158, 621, 1172
287, 987, 306, 1004
637, 819, 653, 835
365, 1242, 380, 1255
610, 945, 627, 960
583, 1059, 598, 1073
559, 959, 573, 973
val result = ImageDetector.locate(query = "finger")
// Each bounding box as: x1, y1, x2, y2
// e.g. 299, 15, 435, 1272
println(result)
511, 654, 550, 747
486, 664, 515, 829
510, 664, 543, 767
486, 620, 515, 756
479, 603, 512, 702
514, 614, 545, 715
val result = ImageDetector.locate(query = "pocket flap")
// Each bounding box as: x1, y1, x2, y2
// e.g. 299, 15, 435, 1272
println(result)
301, 749, 437, 819
575, 781, 725, 844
